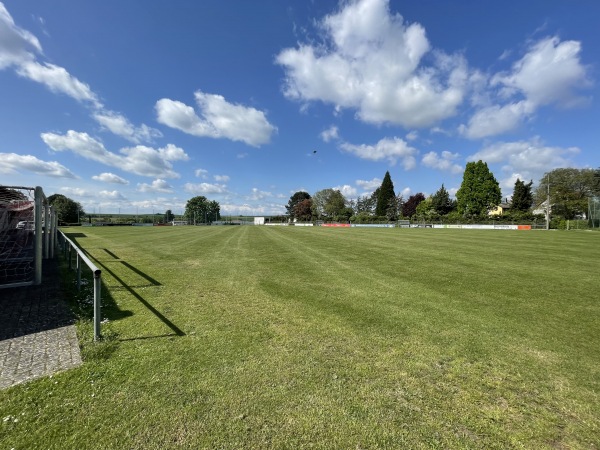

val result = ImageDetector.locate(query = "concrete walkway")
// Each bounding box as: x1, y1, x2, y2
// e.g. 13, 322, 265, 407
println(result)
0, 259, 82, 389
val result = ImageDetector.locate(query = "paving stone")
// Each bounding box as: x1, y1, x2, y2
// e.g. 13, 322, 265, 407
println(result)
0, 259, 82, 389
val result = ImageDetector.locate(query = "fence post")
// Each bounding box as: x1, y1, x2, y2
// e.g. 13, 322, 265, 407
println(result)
76, 253, 81, 291
68, 244, 72, 270
93, 270, 102, 341
34, 186, 44, 285
43, 203, 50, 259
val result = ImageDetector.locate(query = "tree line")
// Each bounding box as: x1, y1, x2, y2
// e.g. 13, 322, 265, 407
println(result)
284, 162, 600, 224
18, 161, 597, 226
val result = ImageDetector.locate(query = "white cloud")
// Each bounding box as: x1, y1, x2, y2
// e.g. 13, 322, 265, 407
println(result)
155, 90, 277, 147
493, 37, 591, 108
333, 184, 357, 197
405, 131, 418, 141
0, 5, 99, 107
92, 172, 129, 185
98, 190, 126, 200
195, 168, 209, 178
41, 130, 188, 178
340, 137, 417, 169
214, 175, 230, 182
0, 152, 76, 178
183, 182, 228, 195
461, 36, 591, 139
137, 179, 174, 193
400, 187, 412, 198
59, 187, 92, 197
16, 60, 101, 107
0, 5, 172, 144
459, 101, 534, 139
356, 178, 382, 193
468, 137, 579, 183
93, 111, 162, 144
276, 0, 467, 127
320, 125, 339, 142
421, 150, 463, 174
248, 188, 273, 201
220, 202, 286, 216
0, 3, 41, 68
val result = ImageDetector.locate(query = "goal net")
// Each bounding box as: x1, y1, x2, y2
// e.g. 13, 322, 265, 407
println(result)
0, 186, 56, 288
589, 197, 600, 228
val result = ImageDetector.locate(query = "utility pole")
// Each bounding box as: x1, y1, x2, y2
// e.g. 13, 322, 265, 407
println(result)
546, 173, 550, 230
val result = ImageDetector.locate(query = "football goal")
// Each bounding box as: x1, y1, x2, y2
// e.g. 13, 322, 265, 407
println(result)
590, 197, 600, 228
0, 186, 57, 288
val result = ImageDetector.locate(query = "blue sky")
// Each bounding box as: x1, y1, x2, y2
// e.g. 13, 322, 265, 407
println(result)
1, 0, 599, 216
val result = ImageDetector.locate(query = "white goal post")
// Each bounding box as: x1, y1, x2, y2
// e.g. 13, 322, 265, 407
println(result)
0, 185, 57, 288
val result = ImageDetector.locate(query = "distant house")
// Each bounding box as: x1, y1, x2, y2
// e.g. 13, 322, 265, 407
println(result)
488, 202, 511, 216
532, 200, 551, 216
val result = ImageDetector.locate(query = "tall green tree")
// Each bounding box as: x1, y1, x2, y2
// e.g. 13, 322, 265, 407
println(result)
164, 209, 175, 223
184, 196, 220, 223
355, 194, 376, 215
286, 191, 311, 219
375, 171, 395, 217
535, 168, 596, 219
311, 189, 347, 220
430, 184, 454, 215
456, 160, 501, 216
511, 179, 534, 212
47, 194, 84, 224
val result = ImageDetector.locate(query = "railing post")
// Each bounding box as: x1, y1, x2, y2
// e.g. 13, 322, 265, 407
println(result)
93, 270, 102, 341
43, 203, 50, 259
34, 187, 43, 285
76, 253, 81, 291
68, 244, 72, 270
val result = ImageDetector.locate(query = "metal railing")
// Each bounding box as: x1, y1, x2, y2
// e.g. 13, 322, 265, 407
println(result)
57, 230, 102, 341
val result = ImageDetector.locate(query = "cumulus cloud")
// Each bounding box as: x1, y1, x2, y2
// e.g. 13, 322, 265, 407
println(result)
0, 4, 166, 143
356, 178, 382, 193
93, 111, 162, 144
155, 90, 277, 147
98, 190, 126, 200
421, 150, 463, 174
0, 3, 42, 69
183, 182, 228, 195
333, 184, 357, 197
468, 137, 579, 182
0, 152, 76, 178
195, 168, 209, 178
137, 179, 174, 193
92, 172, 129, 185
41, 130, 189, 178
276, 0, 467, 127
59, 187, 92, 197
248, 188, 273, 201
0, 5, 101, 107
214, 175, 230, 182
340, 137, 417, 169
461, 36, 591, 139
320, 125, 339, 142
16, 60, 101, 107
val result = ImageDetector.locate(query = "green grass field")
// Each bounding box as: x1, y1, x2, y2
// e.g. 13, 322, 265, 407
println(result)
1, 226, 599, 449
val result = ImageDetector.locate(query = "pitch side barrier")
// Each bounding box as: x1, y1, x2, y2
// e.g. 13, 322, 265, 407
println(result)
318, 223, 532, 230
57, 230, 102, 341
432, 224, 532, 230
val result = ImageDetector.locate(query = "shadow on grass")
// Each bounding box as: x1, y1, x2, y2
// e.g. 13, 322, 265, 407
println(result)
89, 249, 185, 338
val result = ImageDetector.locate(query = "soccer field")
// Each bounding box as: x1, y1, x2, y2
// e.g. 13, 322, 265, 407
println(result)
2, 226, 599, 448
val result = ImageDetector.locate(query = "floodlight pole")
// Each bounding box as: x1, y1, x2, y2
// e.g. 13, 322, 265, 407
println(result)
545, 174, 550, 230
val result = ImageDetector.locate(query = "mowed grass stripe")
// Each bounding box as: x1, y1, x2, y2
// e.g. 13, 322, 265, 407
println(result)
1, 226, 598, 449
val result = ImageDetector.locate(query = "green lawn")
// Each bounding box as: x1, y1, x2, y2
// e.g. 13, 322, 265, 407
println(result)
1, 226, 599, 449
